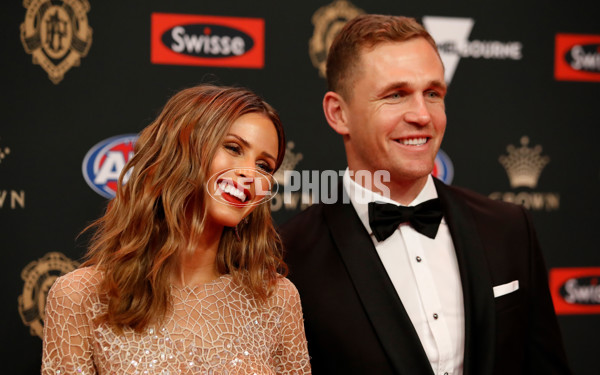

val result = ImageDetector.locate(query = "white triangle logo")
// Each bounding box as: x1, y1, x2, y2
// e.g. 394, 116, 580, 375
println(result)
422, 16, 474, 84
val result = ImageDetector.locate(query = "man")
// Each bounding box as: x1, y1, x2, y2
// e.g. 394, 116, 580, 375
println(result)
280, 14, 571, 375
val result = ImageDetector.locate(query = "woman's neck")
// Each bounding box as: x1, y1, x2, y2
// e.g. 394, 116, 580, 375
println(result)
172, 222, 223, 287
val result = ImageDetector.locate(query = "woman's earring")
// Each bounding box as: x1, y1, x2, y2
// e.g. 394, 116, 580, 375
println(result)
234, 225, 241, 241
235, 216, 249, 241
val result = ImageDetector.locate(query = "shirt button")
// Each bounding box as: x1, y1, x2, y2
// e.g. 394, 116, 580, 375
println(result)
416, 256, 422, 262
433, 313, 439, 320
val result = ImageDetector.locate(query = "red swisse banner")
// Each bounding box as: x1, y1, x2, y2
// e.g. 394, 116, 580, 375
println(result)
151, 13, 264, 68
555, 33, 600, 82
549, 267, 600, 315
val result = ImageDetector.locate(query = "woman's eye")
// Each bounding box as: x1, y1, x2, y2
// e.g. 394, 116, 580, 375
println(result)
225, 144, 241, 154
257, 162, 274, 173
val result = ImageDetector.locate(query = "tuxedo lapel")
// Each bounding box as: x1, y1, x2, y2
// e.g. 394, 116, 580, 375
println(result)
322, 182, 433, 375
434, 179, 495, 375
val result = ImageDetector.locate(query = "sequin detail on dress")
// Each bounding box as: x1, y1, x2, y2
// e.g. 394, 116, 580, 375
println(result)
42, 267, 311, 374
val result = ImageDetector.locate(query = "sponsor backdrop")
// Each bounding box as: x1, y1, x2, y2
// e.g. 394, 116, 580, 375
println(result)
2, 0, 598, 373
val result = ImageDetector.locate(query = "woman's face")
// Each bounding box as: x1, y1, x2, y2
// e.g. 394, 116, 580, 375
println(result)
204, 112, 280, 228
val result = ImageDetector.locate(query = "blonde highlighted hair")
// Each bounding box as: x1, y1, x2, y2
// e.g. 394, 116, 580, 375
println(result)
82, 84, 286, 332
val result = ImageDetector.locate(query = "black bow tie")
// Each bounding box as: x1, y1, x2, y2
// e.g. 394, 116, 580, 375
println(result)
368, 198, 443, 241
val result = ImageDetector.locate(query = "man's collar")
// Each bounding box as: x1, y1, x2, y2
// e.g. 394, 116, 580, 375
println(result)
342, 168, 439, 235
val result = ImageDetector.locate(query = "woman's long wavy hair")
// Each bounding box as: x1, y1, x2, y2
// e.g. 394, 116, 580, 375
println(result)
82, 84, 287, 332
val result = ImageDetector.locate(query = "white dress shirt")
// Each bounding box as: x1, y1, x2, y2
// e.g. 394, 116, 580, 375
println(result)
343, 170, 465, 375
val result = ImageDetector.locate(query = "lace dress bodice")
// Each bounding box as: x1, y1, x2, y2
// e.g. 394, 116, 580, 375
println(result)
42, 267, 311, 374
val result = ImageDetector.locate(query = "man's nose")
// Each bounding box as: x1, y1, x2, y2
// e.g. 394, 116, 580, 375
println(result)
404, 96, 432, 126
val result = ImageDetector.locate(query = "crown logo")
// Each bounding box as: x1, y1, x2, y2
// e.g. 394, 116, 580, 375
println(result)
499, 136, 549, 188
274, 141, 304, 186
0, 138, 10, 165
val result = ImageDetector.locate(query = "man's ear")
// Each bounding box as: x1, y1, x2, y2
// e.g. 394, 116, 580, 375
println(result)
323, 91, 350, 135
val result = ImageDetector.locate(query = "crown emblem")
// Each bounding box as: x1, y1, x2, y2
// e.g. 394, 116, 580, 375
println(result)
499, 136, 549, 188
0, 138, 10, 165
274, 141, 304, 186
308, 0, 364, 77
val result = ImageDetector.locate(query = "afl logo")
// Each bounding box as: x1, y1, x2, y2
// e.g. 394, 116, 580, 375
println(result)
151, 13, 264, 68
433, 149, 454, 184
82, 134, 138, 198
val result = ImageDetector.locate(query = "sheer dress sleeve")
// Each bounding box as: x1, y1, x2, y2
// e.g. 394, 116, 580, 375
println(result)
42, 268, 98, 375
271, 278, 311, 374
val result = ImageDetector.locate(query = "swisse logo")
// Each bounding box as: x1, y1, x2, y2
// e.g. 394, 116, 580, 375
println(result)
151, 13, 264, 68
207, 168, 278, 207
550, 267, 600, 315
566, 44, 600, 73
555, 34, 600, 82
164, 25, 253, 58
561, 278, 600, 305
82, 135, 138, 199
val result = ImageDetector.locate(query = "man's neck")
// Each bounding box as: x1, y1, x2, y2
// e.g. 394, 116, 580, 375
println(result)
347, 168, 429, 206
385, 177, 429, 205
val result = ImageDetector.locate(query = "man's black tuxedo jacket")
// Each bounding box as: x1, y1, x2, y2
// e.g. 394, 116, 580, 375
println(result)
280, 178, 571, 375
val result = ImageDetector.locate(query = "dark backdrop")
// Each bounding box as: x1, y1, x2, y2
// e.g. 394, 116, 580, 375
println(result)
2, 1, 598, 373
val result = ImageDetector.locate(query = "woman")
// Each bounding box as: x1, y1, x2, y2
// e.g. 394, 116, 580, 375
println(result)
42, 84, 311, 374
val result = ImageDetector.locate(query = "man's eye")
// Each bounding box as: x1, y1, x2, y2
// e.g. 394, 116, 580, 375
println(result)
426, 90, 443, 99
385, 91, 408, 101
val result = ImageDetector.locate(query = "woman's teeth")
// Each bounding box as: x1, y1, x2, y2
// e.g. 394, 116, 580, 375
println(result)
219, 181, 247, 202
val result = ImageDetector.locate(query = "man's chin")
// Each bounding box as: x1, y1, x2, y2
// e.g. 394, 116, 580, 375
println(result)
387, 169, 433, 186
